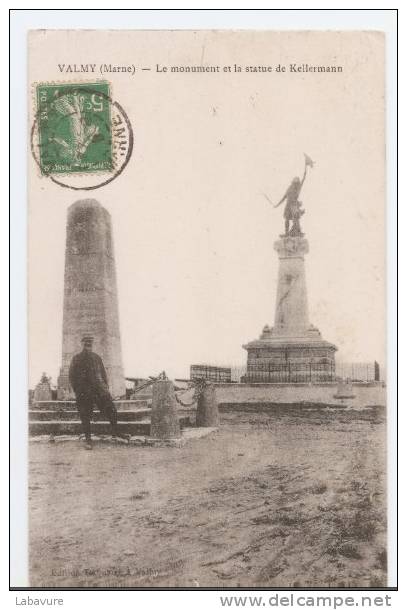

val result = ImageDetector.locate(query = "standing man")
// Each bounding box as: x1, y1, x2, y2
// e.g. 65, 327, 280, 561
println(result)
69, 334, 122, 449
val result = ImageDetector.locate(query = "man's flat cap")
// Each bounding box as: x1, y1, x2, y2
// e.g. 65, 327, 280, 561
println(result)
81, 334, 94, 344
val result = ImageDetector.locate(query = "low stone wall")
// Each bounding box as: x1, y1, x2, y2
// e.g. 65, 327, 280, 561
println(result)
214, 382, 386, 408
31, 399, 150, 411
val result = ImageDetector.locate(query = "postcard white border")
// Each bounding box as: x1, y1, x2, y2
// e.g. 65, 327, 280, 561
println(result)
9, 6, 397, 597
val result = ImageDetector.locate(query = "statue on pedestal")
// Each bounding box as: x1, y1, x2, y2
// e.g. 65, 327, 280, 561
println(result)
246, 153, 337, 383
273, 153, 314, 236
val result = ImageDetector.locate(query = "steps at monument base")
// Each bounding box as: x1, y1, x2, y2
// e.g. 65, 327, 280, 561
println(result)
29, 409, 151, 422
130, 393, 152, 400
29, 420, 151, 436
31, 399, 151, 411
29, 415, 193, 436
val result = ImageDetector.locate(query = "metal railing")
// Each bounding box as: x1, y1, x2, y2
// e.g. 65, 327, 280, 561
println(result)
192, 361, 382, 384
244, 362, 336, 383
190, 365, 232, 383
335, 361, 381, 382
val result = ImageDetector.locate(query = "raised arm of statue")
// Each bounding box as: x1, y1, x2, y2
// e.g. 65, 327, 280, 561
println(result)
300, 165, 308, 188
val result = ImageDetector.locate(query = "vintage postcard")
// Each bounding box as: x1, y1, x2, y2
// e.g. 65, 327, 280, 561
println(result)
25, 28, 388, 589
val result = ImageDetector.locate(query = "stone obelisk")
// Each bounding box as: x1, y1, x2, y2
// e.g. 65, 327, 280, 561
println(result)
244, 158, 336, 381
57, 199, 125, 399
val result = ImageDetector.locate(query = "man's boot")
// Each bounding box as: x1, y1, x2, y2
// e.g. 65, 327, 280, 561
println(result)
111, 422, 130, 442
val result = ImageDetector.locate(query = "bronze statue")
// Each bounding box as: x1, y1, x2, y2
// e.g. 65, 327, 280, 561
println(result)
272, 154, 314, 236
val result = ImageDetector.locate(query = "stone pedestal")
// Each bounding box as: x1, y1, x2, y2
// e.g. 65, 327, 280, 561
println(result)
196, 385, 219, 427
273, 236, 310, 334
57, 199, 125, 399
243, 235, 336, 382
150, 380, 181, 439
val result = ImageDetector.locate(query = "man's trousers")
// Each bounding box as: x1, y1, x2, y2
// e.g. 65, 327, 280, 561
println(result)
75, 390, 118, 440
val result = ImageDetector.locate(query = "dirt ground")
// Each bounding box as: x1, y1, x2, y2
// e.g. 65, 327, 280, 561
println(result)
29, 405, 387, 588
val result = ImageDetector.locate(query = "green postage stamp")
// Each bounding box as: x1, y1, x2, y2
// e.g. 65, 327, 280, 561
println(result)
36, 81, 113, 174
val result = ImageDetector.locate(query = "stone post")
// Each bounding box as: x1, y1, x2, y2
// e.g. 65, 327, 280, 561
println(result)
150, 380, 181, 439
196, 384, 219, 427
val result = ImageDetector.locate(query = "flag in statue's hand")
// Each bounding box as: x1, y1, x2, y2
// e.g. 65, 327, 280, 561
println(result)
304, 153, 315, 168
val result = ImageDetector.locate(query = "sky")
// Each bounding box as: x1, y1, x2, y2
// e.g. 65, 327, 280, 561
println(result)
28, 30, 386, 387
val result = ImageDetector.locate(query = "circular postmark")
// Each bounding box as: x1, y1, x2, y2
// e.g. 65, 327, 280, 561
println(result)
31, 82, 133, 190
